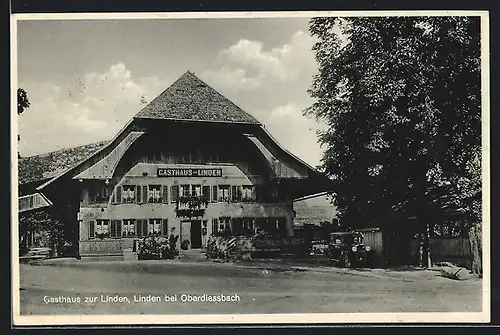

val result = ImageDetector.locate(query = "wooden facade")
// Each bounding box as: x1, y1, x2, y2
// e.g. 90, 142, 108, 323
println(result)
26, 71, 331, 258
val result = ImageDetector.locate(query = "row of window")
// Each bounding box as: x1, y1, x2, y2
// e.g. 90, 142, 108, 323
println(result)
88, 184, 280, 205
87, 217, 288, 239
89, 219, 169, 239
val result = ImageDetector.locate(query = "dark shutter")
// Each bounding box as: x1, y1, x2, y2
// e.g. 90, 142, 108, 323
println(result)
162, 185, 168, 204
202, 185, 210, 202
231, 186, 237, 202
171, 186, 179, 203
136, 220, 142, 238
89, 221, 95, 239
143, 219, 149, 237
136, 185, 142, 203
110, 220, 115, 238
142, 185, 148, 203
162, 219, 168, 236
211, 218, 218, 234
116, 220, 122, 238
116, 186, 122, 204
212, 186, 218, 203
255, 185, 263, 202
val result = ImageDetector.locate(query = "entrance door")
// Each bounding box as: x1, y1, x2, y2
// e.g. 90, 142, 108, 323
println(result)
190, 220, 202, 249
181, 221, 191, 249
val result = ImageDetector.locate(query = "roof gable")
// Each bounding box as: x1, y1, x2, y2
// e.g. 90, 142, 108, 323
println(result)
134, 71, 261, 124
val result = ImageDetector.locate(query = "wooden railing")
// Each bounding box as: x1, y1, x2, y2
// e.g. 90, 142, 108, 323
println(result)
79, 239, 123, 256
19, 193, 51, 213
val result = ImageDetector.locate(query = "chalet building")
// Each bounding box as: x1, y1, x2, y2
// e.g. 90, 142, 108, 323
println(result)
18, 71, 331, 259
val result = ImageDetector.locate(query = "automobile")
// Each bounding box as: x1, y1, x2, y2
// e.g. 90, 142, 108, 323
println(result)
326, 231, 373, 268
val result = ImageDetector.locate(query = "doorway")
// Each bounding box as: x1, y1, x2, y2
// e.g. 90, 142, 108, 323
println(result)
190, 220, 202, 248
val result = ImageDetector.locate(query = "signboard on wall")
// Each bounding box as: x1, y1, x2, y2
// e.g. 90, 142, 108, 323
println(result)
157, 168, 223, 178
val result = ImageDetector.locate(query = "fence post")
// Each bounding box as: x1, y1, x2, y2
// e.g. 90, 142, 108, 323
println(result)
468, 225, 482, 275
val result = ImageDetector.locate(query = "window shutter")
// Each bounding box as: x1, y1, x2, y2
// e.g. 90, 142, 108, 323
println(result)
171, 186, 179, 203
231, 186, 237, 202
112, 220, 119, 238
162, 219, 168, 236
142, 185, 148, 203
143, 219, 149, 237
89, 221, 95, 239
116, 186, 122, 204
136, 185, 142, 203
202, 185, 210, 202
136, 220, 142, 237
212, 186, 218, 203
212, 218, 218, 234
116, 220, 122, 238
162, 185, 169, 203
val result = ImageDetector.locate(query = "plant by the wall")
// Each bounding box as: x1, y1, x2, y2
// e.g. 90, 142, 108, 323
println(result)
175, 195, 209, 218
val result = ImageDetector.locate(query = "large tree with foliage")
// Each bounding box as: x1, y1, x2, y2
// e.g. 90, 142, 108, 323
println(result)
306, 17, 481, 267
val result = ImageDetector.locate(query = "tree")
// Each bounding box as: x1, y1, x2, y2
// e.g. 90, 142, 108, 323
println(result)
306, 17, 481, 267
17, 88, 30, 158
17, 88, 30, 115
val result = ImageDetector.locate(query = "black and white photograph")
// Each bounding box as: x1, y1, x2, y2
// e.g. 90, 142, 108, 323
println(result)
11, 11, 489, 325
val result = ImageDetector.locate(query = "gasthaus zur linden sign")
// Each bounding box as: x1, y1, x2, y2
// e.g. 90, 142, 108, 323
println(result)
157, 168, 223, 178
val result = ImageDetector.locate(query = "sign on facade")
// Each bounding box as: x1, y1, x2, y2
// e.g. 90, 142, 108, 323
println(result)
157, 168, 223, 178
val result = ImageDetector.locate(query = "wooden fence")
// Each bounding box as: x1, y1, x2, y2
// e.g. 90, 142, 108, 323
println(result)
79, 239, 124, 256
410, 237, 472, 268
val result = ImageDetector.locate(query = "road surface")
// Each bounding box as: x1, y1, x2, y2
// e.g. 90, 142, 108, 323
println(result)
17, 260, 482, 315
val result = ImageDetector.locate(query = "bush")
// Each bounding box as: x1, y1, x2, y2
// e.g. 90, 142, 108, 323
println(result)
138, 235, 179, 260
180, 239, 190, 250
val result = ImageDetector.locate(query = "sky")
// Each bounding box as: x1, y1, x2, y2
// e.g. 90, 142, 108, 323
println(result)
16, 17, 328, 167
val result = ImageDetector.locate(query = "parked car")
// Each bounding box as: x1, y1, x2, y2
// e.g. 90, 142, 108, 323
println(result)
326, 231, 373, 268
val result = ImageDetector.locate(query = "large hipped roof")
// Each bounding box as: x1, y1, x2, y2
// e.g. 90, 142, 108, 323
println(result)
134, 71, 261, 124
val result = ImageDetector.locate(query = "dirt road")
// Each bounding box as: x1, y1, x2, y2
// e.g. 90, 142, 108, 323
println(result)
17, 260, 482, 315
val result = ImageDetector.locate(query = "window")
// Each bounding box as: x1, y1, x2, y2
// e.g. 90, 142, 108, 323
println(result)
96, 186, 110, 203
110, 220, 122, 238
171, 185, 179, 203
257, 217, 287, 237
242, 218, 255, 233
148, 185, 162, 203
122, 219, 136, 237
218, 185, 230, 202
122, 185, 136, 203
191, 185, 201, 197
136, 219, 149, 238
218, 217, 231, 233
242, 186, 255, 202
231, 186, 242, 202
180, 185, 191, 197
202, 185, 211, 202
89, 221, 95, 239
150, 219, 162, 235
211, 186, 218, 203
96, 220, 110, 237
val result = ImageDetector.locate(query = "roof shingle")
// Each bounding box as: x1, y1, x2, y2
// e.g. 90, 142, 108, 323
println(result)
134, 71, 261, 124
18, 141, 109, 185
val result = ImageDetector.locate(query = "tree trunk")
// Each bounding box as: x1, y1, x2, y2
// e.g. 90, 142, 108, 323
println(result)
419, 218, 432, 268
468, 224, 482, 275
